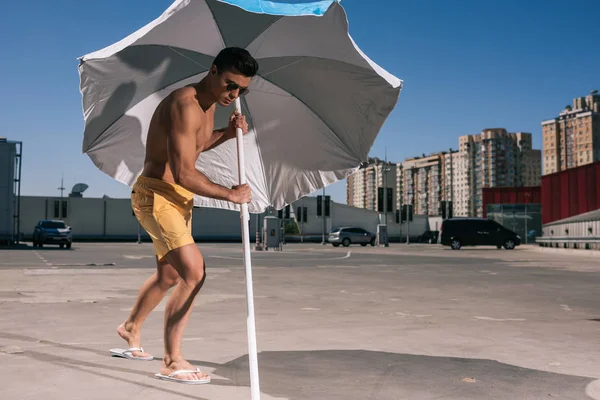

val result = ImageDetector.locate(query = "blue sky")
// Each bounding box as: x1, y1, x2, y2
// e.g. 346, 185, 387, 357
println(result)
2, 0, 599, 205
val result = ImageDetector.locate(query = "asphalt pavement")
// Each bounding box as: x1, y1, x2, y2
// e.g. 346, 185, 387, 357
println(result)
1, 242, 599, 399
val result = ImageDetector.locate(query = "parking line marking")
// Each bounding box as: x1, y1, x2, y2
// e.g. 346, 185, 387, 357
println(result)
123, 255, 155, 260
32, 251, 51, 266
474, 316, 526, 322
210, 251, 351, 261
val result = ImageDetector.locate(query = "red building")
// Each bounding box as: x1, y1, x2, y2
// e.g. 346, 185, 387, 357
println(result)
482, 187, 541, 218
541, 160, 600, 225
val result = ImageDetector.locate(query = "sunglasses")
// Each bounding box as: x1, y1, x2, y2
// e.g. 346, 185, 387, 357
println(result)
225, 79, 249, 96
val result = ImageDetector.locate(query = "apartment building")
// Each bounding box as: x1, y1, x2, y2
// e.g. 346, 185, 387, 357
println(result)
457, 129, 541, 217
442, 150, 462, 215
392, 150, 460, 216
542, 91, 600, 175
347, 157, 397, 212
399, 153, 444, 215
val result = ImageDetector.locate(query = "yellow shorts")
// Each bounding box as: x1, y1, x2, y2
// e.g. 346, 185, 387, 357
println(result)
131, 176, 195, 261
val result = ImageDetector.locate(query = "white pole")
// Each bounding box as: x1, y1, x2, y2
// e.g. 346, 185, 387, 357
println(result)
321, 187, 326, 245
235, 98, 261, 400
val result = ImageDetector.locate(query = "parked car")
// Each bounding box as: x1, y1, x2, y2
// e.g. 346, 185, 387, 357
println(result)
417, 230, 439, 244
328, 227, 376, 247
33, 220, 72, 249
440, 218, 521, 250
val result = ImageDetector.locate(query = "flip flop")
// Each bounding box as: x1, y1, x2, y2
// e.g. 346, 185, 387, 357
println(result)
154, 367, 211, 384
109, 347, 153, 361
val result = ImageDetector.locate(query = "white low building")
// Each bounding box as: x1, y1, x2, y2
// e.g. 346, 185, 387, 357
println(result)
17, 195, 433, 243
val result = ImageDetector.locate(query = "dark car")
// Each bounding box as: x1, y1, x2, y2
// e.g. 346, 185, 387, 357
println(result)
440, 218, 521, 250
328, 227, 376, 247
33, 220, 72, 249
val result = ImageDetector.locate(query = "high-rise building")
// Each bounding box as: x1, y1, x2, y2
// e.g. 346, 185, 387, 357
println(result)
395, 150, 459, 216
456, 129, 541, 217
442, 149, 461, 215
346, 157, 397, 212
399, 153, 444, 215
395, 163, 403, 211
346, 168, 363, 207
542, 91, 600, 175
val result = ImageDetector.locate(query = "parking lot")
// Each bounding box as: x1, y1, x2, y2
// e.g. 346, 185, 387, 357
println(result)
1, 242, 600, 399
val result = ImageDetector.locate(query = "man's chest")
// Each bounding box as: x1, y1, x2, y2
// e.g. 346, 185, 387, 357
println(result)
195, 118, 215, 153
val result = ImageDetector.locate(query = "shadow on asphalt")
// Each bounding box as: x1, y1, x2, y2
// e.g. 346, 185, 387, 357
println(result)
199, 350, 594, 400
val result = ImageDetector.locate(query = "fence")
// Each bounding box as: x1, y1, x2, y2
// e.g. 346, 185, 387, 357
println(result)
487, 203, 542, 244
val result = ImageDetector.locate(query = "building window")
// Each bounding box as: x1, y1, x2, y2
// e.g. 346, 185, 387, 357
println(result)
53, 200, 68, 219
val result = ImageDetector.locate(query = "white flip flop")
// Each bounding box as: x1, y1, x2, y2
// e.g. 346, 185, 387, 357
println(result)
154, 367, 211, 384
109, 347, 153, 361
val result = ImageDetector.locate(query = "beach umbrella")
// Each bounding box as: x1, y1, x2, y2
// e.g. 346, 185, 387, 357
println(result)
78, 1, 402, 397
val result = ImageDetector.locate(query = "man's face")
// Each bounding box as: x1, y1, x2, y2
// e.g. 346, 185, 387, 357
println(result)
213, 67, 251, 106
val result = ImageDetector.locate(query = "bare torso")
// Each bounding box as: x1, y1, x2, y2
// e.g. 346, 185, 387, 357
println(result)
140, 86, 215, 183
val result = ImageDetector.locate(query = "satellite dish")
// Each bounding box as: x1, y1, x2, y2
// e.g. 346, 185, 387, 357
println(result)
72, 183, 89, 194
69, 183, 89, 198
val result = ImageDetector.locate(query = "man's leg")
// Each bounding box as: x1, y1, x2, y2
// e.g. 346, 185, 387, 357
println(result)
160, 243, 209, 381
118, 257, 180, 358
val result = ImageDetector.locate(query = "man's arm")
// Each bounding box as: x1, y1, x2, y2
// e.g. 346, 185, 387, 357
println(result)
167, 99, 233, 201
202, 111, 248, 153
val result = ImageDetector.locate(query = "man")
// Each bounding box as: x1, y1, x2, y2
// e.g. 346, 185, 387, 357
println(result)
109, 47, 258, 384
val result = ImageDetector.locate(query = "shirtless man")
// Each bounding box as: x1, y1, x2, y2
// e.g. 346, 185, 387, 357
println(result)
110, 47, 258, 384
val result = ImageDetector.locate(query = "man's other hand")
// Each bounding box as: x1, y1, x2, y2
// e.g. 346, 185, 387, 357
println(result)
226, 111, 249, 139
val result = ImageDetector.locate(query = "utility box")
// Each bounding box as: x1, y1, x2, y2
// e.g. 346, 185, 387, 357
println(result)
0, 141, 18, 244
377, 224, 389, 246
263, 216, 281, 250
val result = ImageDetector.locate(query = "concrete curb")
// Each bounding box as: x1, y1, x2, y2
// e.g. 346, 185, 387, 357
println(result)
526, 246, 600, 257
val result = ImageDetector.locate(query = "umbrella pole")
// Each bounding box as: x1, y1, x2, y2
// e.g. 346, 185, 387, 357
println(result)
235, 98, 261, 399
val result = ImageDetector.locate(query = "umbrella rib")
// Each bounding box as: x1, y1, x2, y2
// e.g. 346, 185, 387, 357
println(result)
257, 74, 363, 163
167, 46, 211, 69
203, 0, 230, 49
244, 18, 283, 54
259, 57, 306, 78
204, 0, 282, 49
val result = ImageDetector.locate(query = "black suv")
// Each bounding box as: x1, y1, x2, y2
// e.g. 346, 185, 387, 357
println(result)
440, 218, 521, 250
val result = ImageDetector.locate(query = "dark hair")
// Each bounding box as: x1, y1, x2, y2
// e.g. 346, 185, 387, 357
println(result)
213, 47, 258, 77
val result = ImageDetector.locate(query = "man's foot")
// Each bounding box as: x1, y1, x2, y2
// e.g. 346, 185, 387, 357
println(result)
159, 358, 211, 382
116, 322, 152, 359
